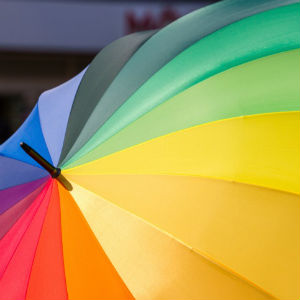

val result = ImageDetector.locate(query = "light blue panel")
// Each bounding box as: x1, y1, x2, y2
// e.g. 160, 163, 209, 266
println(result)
38, 68, 86, 166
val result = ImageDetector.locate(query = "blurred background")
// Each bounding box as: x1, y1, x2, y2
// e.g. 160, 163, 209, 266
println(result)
0, 0, 219, 143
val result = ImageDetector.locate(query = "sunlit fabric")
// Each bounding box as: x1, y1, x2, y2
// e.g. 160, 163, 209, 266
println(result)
0, 1, 299, 299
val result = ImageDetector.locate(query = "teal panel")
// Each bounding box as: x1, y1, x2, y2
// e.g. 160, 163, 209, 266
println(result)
58, 30, 155, 165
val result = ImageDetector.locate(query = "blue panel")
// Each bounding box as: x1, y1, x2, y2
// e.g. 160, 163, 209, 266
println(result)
0, 155, 48, 190
0, 105, 53, 167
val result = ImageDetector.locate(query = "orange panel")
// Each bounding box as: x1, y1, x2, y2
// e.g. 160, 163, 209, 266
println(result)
58, 182, 134, 300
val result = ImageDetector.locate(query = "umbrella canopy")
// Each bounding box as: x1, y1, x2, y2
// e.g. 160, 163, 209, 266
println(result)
0, 0, 299, 299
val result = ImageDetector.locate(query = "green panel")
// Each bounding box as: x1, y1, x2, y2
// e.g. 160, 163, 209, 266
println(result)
64, 49, 300, 168
91, 50, 300, 163
63, 4, 300, 168
58, 30, 155, 165
59, 0, 296, 167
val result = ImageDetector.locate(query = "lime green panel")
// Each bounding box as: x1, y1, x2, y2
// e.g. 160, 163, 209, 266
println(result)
63, 4, 300, 168
64, 48, 300, 168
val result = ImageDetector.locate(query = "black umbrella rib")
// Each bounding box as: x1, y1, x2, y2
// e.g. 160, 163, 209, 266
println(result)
20, 142, 61, 178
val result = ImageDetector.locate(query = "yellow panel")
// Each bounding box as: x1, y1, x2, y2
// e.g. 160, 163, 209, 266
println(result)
69, 181, 275, 300
65, 112, 300, 194
66, 174, 300, 300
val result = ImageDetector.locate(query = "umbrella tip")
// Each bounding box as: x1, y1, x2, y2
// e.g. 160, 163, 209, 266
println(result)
20, 141, 29, 151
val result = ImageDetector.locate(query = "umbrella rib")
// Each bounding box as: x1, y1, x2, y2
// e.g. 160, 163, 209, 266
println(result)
142, 172, 300, 196
0, 181, 52, 281
68, 179, 279, 300
65, 171, 300, 197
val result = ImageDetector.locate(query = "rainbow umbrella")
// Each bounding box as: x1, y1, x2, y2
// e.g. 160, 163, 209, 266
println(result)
0, 0, 299, 299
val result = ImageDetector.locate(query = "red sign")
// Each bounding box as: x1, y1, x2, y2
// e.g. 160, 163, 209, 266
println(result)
125, 7, 180, 34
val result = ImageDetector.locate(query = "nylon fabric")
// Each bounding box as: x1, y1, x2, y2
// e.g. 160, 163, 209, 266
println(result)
0, 156, 48, 190
0, 177, 48, 214
60, 0, 298, 167
66, 175, 300, 299
26, 181, 68, 300
58, 31, 155, 165
0, 105, 53, 167
0, 181, 51, 280
68, 181, 275, 300
0, 181, 52, 300
65, 112, 300, 194
0, 183, 46, 239
58, 183, 134, 300
65, 49, 300, 167
38, 69, 86, 166
0, 1, 298, 299
62, 3, 300, 168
